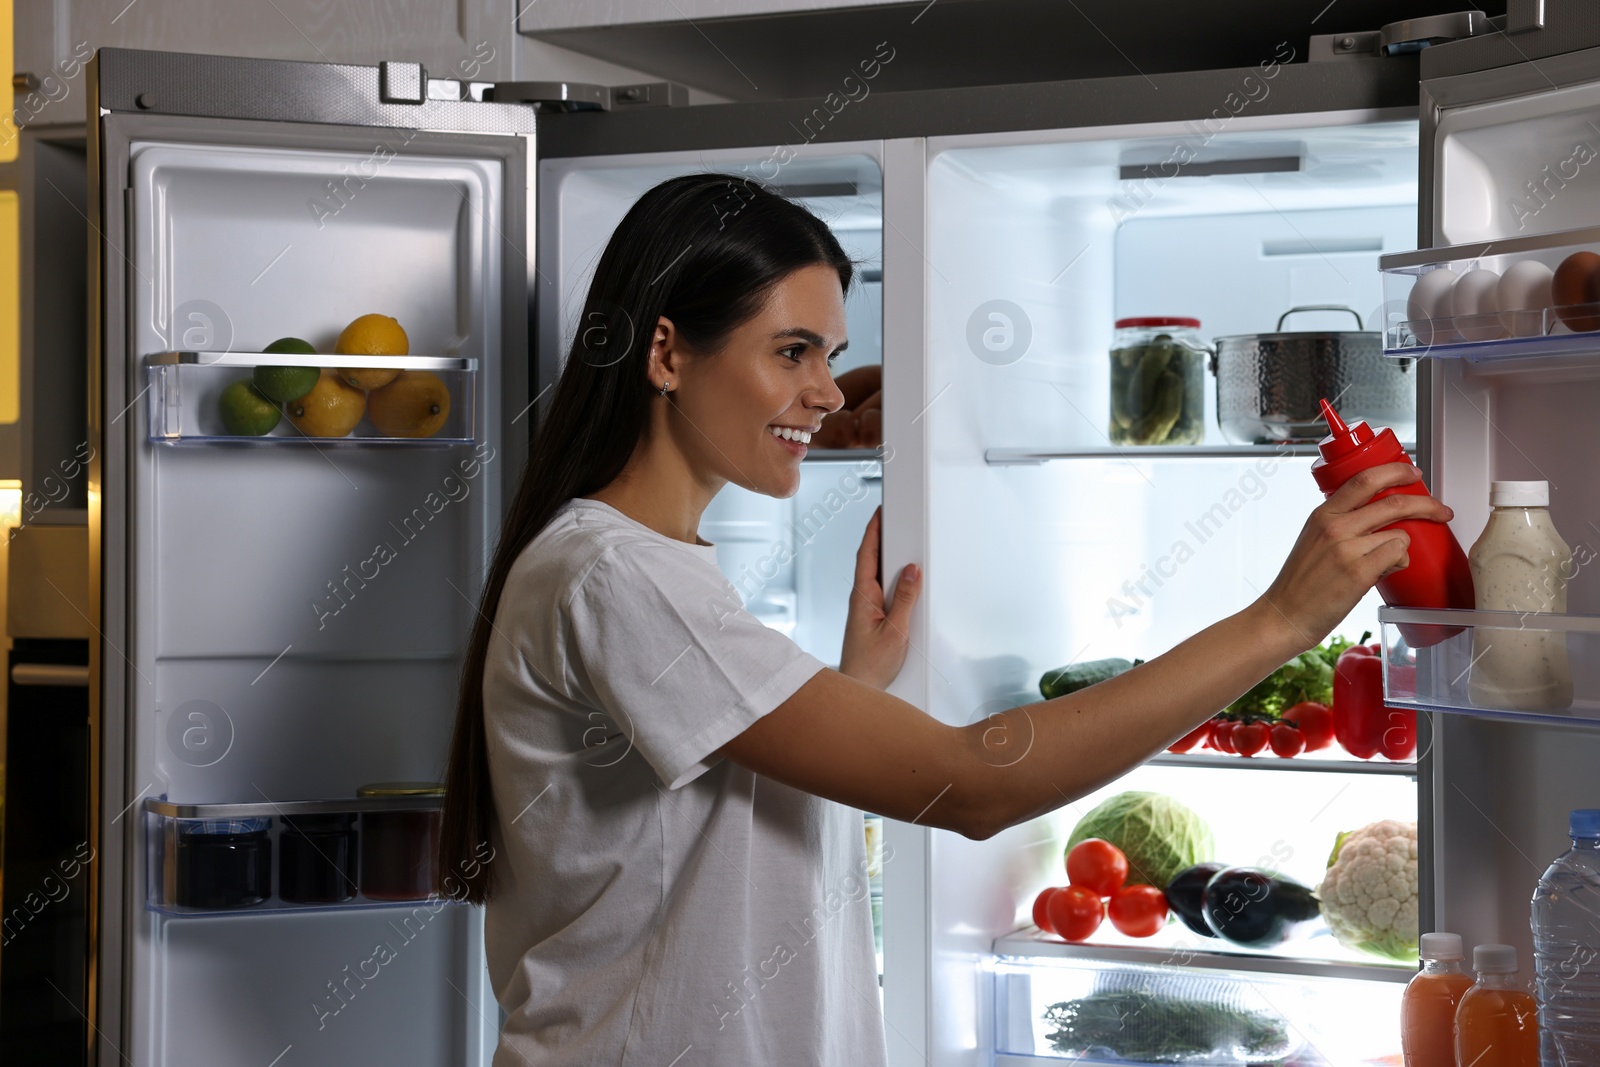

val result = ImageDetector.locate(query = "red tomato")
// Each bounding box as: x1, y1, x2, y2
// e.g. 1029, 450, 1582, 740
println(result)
1047, 885, 1104, 942
1107, 885, 1168, 937
1066, 839, 1129, 898
1211, 719, 1237, 754
1232, 721, 1269, 757
1281, 701, 1335, 752
1167, 721, 1211, 754
1032, 887, 1060, 934
1269, 722, 1306, 758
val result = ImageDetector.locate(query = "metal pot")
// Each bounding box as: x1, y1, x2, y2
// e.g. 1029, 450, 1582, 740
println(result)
1209, 305, 1414, 444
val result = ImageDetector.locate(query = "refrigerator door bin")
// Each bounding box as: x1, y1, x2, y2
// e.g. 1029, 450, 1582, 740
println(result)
145, 350, 478, 443
144, 795, 457, 917
992, 945, 1404, 1064
1380, 224, 1600, 357
1379, 606, 1600, 725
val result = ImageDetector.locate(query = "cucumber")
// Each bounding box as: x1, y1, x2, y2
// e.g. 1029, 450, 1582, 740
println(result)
1039, 657, 1143, 700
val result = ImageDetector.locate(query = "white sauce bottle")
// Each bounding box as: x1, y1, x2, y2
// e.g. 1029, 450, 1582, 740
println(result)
1468, 480, 1573, 710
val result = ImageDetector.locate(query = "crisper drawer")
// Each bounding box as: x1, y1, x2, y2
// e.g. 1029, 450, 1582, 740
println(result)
994, 950, 1403, 1066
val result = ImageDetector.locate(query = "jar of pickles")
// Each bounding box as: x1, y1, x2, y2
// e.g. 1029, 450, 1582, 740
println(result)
1109, 317, 1207, 446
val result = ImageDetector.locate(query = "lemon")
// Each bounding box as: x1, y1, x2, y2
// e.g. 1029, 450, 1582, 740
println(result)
253, 337, 320, 402
219, 380, 282, 436
285, 370, 366, 437
335, 314, 408, 391
368, 371, 451, 438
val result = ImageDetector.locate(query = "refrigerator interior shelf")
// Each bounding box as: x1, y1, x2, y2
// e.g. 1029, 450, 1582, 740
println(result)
145, 794, 456, 918
1380, 224, 1600, 359
1378, 606, 1600, 726
985, 444, 1337, 465
993, 932, 1412, 985
1146, 751, 1416, 775
145, 350, 479, 444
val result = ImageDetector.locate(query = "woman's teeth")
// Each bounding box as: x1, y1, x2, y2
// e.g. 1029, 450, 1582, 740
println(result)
768, 426, 811, 444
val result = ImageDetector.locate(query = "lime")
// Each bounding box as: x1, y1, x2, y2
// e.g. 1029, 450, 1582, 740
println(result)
254, 337, 320, 402
254, 365, 320, 403
263, 337, 316, 354
219, 380, 282, 436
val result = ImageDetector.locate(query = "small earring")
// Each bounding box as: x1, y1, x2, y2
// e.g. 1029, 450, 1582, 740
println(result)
658, 380, 670, 396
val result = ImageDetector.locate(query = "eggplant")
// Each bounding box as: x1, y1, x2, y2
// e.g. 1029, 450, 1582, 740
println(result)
1165, 863, 1224, 938
1201, 867, 1321, 948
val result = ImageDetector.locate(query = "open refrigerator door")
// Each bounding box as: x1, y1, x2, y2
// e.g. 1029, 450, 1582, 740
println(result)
86, 48, 542, 1066
1375, 37, 1600, 1000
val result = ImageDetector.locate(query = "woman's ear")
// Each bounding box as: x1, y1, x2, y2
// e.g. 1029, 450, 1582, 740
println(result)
648, 316, 681, 391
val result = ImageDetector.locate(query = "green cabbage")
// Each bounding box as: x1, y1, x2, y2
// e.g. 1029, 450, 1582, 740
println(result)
1067, 791, 1214, 888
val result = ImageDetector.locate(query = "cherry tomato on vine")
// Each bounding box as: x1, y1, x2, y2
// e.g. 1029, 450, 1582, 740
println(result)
1232, 721, 1269, 757
1066, 839, 1129, 898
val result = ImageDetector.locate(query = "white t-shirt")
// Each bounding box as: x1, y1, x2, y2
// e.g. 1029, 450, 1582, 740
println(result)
482, 497, 890, 1067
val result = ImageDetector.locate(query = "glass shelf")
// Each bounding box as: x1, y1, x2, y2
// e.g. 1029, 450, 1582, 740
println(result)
1146, 752, 1416, 776
1380, 224, 1600, 361
145, 350, 478, 444
144, 795, 455, 917
993, 936, 1405, 1066
993, 931, 1412, 983
986, 443, 1412, 465
1378, 606, 1600, 726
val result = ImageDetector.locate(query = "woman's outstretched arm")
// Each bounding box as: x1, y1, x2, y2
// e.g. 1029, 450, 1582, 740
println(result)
716, 461, 1451, 839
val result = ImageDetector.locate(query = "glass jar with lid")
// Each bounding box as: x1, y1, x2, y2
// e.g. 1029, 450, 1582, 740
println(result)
173, 817, 272, 909
358, 782, 444, 901
1109, 317, 1207, 446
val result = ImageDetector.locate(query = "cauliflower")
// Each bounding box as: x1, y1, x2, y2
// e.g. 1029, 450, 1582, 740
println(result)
1317, 819, 1419, 962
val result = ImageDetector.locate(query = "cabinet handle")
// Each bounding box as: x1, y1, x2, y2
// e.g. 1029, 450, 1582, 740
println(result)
11, 663, 89, 686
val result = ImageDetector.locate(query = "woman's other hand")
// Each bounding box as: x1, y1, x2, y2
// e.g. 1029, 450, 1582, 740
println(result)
839, 506, 922, 689
1259, 461, 1455, 651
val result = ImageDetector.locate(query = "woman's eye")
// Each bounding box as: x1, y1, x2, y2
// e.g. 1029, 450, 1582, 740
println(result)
826, 351, 842, 365
781, 346, 805, 362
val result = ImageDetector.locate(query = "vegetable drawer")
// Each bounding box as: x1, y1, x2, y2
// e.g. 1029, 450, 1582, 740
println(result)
993, 951, 1402, 1065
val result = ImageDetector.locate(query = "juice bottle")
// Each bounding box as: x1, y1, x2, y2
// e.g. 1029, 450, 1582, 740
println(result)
1403, 932, 1473, 1067
1311, 398, 1473, 647
1456, 943, 1540, 1067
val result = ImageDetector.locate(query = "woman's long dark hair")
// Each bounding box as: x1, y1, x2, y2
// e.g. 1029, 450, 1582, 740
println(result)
439, 173, 855, 903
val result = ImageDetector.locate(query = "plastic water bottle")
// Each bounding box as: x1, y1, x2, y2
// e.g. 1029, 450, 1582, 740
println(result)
1531, 808, 1600, 1065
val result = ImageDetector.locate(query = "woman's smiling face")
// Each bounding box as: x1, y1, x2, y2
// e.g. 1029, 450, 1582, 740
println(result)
662, 263, 849, 498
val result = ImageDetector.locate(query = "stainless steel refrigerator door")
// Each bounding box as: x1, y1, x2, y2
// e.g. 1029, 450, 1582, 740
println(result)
1418, 43, 1600, 969
89, 50, 532, 1067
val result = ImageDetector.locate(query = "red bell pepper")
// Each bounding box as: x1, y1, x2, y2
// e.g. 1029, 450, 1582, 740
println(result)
1334, 635, 1384, 759
1335, 632, 1419, 761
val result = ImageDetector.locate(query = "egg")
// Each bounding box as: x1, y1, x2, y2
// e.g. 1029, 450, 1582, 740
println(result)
1552, 250, 1600, 332
1450, 268, 1506, 341
1497, 260, 1555, 337
1406, 267, 1459, 345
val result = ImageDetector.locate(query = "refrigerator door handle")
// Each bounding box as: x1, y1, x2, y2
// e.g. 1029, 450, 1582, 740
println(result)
11, 662, 90, 686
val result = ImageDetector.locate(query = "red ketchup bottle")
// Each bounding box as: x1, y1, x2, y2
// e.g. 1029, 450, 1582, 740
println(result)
1310, 398, 1473, 648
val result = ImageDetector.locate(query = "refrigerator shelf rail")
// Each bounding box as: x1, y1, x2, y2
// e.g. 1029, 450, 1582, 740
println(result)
1380, 224, 1600, 358
1146, 752, 1417, 775
1378, 606, 1600, 726
145, 350, 479, 444
984, 443, 1418, 464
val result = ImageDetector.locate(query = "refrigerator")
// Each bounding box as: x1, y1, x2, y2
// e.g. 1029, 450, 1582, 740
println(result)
77, 24, 1600, 1067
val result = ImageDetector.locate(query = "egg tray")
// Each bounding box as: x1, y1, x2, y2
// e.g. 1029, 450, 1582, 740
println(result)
1380, 225, 1600, 359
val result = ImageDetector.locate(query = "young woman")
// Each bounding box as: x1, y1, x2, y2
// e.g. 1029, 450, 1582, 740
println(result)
440, 173, 1449, 1066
